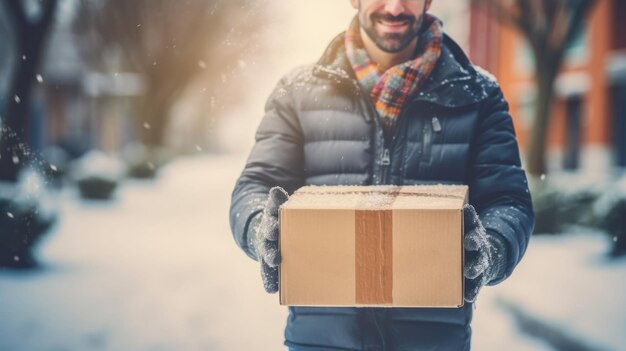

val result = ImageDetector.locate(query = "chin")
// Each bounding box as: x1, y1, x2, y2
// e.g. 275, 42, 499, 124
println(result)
378, 37, 409, 53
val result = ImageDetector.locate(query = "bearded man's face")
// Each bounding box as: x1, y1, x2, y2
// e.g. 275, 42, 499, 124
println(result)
354, 0, 430, 53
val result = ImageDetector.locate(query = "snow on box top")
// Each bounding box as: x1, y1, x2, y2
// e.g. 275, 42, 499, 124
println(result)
282, 185, 468, 211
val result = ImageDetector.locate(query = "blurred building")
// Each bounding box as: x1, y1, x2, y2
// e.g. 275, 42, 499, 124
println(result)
42, 5, 140, 157
0, 0, 139, 159
41, 15, 93, 158
469, 0, 626, 171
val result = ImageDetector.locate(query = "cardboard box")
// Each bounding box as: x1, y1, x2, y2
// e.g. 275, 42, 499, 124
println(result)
279, 185, 468, 307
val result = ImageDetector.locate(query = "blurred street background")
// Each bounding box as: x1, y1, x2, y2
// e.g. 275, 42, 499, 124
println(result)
0, 1, 625, 350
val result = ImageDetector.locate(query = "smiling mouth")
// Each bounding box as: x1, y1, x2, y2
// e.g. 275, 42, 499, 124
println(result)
378, 19, 409, 26
376, 19, 410, 32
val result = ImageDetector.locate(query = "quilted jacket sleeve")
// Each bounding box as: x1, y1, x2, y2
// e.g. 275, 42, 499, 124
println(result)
469, 84, 535, 285
229, 76, 305, 260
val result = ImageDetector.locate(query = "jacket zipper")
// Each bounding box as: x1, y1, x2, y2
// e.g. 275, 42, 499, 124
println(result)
344, 72, 390, 185
313, 65, 407, 186
422, 121, 432, 160
381, 148, 391, 184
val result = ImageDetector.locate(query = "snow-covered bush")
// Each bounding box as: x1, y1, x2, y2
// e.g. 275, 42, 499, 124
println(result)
593, 178, 626, 256
0, 171, 57, 268
121, 143, 171, 179
532, 177, 604, 234
532, 187, 562, 234
76, 176, 119, 200
71, 150, 125, 200
556, 186, 599, 228
533, 174, 626, 256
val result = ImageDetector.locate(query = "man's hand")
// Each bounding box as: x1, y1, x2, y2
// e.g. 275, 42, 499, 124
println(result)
256, 186, 289, 293
463, 204, 507, 303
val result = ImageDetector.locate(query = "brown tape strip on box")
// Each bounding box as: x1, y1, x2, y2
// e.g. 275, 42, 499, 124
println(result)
352, 187, 465, 305
355, 209, 393, 304
354, 187, 400, 305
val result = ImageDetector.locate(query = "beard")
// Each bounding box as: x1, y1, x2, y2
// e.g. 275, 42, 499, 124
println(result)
360, 12, 424, 53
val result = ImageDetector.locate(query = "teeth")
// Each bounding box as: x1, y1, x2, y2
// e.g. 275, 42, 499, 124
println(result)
379, 20, 407, 26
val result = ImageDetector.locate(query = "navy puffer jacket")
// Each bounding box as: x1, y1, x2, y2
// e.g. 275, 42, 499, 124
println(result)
230, 33, 534, 351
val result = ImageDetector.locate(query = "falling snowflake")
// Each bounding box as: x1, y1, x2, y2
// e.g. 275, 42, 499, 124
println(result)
7, 212, 14, 218
143, 123, 151, 129
195, 145, 202, 152
14, 95, 20, 103
21, 55, 26, 60
540, 174, 546, 181
198, 60, 207, 69
238, 60, 247, 68
12, 155, 19, 164
50, 164, 58, 172
36, 74, 43, 83
13, 256, 19, 262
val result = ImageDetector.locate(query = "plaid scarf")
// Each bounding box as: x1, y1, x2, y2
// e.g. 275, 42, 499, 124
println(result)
345, 15, 443, 134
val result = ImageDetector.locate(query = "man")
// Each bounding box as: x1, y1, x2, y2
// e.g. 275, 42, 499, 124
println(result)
230, 0, 534, 349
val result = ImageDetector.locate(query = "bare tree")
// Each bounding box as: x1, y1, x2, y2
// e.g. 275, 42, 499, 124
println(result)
0, 0, 58, 181
74, 0, 264, 147
471, 0, 596, 177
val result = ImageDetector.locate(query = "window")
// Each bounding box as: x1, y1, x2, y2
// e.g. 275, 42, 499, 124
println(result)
563, 25, 589, 66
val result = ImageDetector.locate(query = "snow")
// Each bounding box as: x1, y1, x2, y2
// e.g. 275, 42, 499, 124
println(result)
0, 155, 286, 351
1, 154, 624, 350
70, 150, 125, 181
474, 65, 497, 83
481, 232, 626, 351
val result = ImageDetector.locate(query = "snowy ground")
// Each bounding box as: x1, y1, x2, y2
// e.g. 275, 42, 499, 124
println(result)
488, 232, 626, 351
0, 155, 286, 351
1, 153, 624, 351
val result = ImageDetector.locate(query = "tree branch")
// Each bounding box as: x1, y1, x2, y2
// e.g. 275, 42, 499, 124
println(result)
563, 0, 596, 50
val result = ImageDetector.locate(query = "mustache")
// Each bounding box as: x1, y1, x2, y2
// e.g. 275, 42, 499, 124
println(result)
371, 13, 415, 24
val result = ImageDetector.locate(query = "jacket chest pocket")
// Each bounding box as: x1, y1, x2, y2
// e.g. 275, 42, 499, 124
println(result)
402, 108, 477, 181
401, 114, 443, 179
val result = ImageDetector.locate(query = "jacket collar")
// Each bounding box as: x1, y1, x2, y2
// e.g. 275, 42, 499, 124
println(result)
314, 32, 491, 108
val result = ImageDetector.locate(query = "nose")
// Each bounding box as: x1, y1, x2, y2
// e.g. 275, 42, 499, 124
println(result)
383, 0, 406, 16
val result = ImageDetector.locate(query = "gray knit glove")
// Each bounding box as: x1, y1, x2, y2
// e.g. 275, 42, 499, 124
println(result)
254, 186, 289, 293
463, 204, 508, 303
